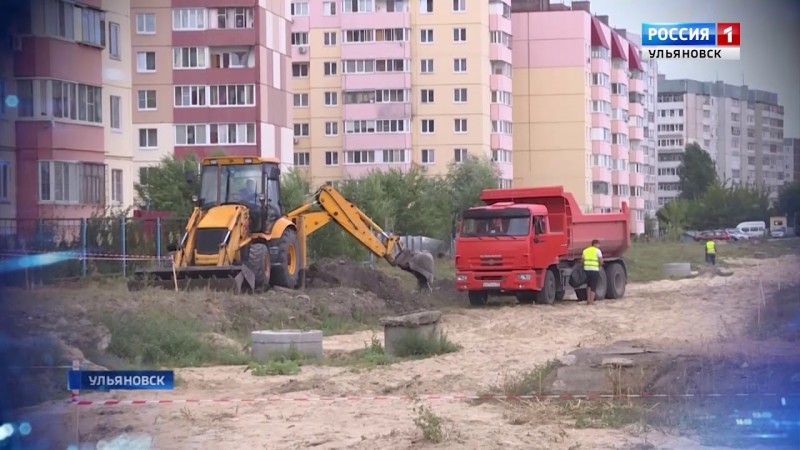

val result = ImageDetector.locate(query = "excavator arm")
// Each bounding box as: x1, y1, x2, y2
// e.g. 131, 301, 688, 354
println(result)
285, 185, 435, 291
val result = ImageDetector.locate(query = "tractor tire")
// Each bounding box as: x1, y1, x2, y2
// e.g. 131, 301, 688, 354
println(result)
246, 242, 271, 288
594, 267, 608, 300
605, 263, 627, 299
569, 267, 587, 288
535, 270, 557, 305
270, 228, 301, 289
468, 291, 488, 307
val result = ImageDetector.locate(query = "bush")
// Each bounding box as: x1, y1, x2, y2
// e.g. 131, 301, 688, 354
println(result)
392, 333, 461, 358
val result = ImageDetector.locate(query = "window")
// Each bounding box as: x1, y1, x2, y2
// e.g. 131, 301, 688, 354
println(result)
0, 161, 7, 201
421, 149, 435, 164
109, 95, 121, 130
136, 51, 156, 72
344, 29, 374, 43
611, 83, 627, 95
375, 89, 408, 103
108, 22, 120, 59
453, 0, 466, 11
173, 8, 206, 30
420, 59, 433, 73
491, 90, 512, 106
51, 80, 103, 123
454, 148, 467, 163
323, 1, 337, 15
453, 58, 467, 72
343, 120, 410, 134
291, 32, 308, 46
324, 62, 338, 75
210, 48, 250, 68
209, 123, 256, 144
453, 28, 466, 42
420, 29, 433, 43
38, 161, 105, 204
383, 149, 407, 163
376, 28, 409, 41
175, 124, 208, 145
209, 84, 255, 106
139, 129, 158, 148
343, 0, 374, 13
294, 93, 309, 107
592, 73, 609, 86
590, 127, 611, 142
454, 119, 467, 133
174, 85, 207, 107
344, 150, 376, 164
325, 151, 339, 165
214, 7, 253, 29
491, 120, 513, 135
324, 91, 338, 106
291, 2, 309, 16
45, 0, 75, 39
323, 32, 337, 46
421, 89, 434, 104
491, 60, 512, 77
138, 90, 157, 110
292, 63, 309, 77
420, 0, 433, 13
294, 152, 310, 166
421, 119, 435, 134
343, 59, 374, 73
294, 123, 310, 137
136, 13, 156, 34
111, 169, 123, 204
490, 31, 512, 49
492, 149, 512, 163
325, 121, 338, 136
173, 47, 207, 69
454, 88, 467, 103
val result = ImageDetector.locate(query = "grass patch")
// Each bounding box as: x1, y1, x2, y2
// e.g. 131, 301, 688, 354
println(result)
393, 333, 461, 358
413, 403, 446, 443
246, 346, 308, 376
101, 310, 248, 368
480, 359, 561, 400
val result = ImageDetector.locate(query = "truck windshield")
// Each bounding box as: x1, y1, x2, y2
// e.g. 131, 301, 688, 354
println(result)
199, 164, 262, 208
461, 216, 531, 237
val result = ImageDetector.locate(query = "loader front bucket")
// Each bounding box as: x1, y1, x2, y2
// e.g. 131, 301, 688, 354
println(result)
394, 250, 435, 291
128, 265, 257, 294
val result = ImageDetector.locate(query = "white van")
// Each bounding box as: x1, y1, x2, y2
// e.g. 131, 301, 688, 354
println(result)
736, 221, 767, 238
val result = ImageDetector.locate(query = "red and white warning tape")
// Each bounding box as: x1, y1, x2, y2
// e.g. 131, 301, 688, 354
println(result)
0, 250, 169, 260
70, 392, 800, 407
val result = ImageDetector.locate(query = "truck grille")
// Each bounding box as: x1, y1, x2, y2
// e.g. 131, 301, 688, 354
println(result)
194, 228, 227, 254
479, 256, 504, 267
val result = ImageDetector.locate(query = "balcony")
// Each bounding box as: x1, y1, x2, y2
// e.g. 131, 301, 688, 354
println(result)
592, 166, 612, 183
630, 196, 645, 209
593, 194, 612, 209
610, 120, 627, 134
489, 14, 512, 34
491, 134, 513, 150
592, 113, 611, 129
342, 102, 410, 120
591, 58, 611, 74
341, 72, 411, 90
592, 140, 611, 155
611, 94, 629, 110
341, 0, 411, 29
628, 126, 644, 141
173, 28, 257, 48
341, 42, 411, 60
629, 150, 645, 163
629, 77, 645, 93
610, 68, 628, 83
490, 43, 512, 64
490, 104, 513, 122
490, 74, 512, 92
611, 170, 629, 185
591, 86, 611, 103
341, 132, 410, 151
630, 172, 645, 187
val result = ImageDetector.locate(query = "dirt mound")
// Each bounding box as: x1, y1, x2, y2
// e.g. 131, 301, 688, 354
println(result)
306, 258, 426, 312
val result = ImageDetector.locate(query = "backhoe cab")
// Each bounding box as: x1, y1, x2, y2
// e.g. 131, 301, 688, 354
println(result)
129, 156, 434, 293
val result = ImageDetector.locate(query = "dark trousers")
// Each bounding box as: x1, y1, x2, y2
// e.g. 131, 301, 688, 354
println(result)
705, 253, 716, 265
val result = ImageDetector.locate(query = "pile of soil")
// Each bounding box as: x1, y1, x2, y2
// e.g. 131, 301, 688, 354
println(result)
305, 258, 428, 312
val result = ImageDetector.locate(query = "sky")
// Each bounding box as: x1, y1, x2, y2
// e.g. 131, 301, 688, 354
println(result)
589, 0, 800, 137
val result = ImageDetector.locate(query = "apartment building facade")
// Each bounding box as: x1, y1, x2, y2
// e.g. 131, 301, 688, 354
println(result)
657, 77, 786, 205
511, 1, 649, 234
289, 0, 513, 186
130, 0, 294, 188
2, 0, 135, 222
785, 137, 798, 184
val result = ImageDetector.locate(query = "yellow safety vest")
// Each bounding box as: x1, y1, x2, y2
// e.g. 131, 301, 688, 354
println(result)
583, 246, 600, 271
706, 240, 716, 254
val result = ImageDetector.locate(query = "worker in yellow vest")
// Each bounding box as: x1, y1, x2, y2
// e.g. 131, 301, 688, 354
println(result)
581, 239, 603, 305
705, 238, 716, 266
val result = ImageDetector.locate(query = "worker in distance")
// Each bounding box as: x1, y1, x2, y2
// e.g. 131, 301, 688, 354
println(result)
581, 239, 603, 305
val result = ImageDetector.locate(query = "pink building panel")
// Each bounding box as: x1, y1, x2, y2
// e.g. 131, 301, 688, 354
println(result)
489, 15, 512, 34
610, 119, 627, 134
308, 15, 340, 29
611, 146, 628, 160
173, 106, 258, 124
491, 134, 513, 150
172, 0, 250, 7
174, 68, 258, 85
341, 73, 411, 90
629, 78, 645, 93
612, 196, 629, 210
340, 12, 409, 30
629, 149, 645, 164
610, 68, 628, 83
342, 133, 409, 151
15, 122, 104, 156
341, 42, 410, 60
490, 44, 512, 63
629, 102, 644, 118
628, 126, 644, 141
611, 170, 629, 185
593, 194, 612, 209
292, 16, 309, 31
592, 141, 611, 155
629, 172, 645, 187
630, 196, 645, 209
172, 29, 257, 47
590, 58, 610, 73
14, 38, 102, 85
343, 163, 412, 178
490, 104, 513, 122
342, 103, 409, 120
490, 75, 512, 92
263, 86, 290, 128
591, 113, 611, 129
591, 86, 610, 102
592, 167, 612, 183
496, 163, 513, 180
610, 94, 628, 110
523, 40, 586, 68
290, 47, 310, 62
175, 145, 259, 159
521, 11, 589, 42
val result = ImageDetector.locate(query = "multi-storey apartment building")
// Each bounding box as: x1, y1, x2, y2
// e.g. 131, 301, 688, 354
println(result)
289, 0, 513, 186
511, 1, 649, 234
785, 137, 798, 184
130, 0, 294, 187
1, 0, 135, 221
657, 77, 786, 205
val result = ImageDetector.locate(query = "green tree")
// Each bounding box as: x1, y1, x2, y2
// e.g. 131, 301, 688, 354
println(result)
446, 155, 500, 237
656, 199, 690, 240
134, 154, 199, 217
777, 182, 800, 223
686, 182, 769, 230
279, 167, 312, 211
679, 143, 717, 200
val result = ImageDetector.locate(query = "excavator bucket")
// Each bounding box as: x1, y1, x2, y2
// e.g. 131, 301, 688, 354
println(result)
127, 265, 257, 294
394, 250, 435, 291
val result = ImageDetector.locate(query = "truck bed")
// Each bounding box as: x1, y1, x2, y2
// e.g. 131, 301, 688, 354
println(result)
479, 185, 631, 259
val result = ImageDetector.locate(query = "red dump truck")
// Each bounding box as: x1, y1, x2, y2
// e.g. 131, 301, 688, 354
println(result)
454, 186, 631, 306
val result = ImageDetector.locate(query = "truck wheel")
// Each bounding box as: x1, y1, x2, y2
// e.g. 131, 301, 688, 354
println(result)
555, 290, 566, 301
575, 288, 588, 301
468, 291, 488, 307
535, 270, 557, 305
605, 263, 626, 299
270, 228, 300, 289
594, 268, 608, 300
569, 267, 586, 288
245, 243, 271, 288
516, 292, 536, 304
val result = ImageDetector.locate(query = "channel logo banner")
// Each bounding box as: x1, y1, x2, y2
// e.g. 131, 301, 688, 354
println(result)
67, 370, 175, 391
641, 22, 740, 60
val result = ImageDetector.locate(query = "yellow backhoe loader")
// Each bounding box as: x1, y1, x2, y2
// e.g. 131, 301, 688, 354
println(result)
128, 156, 434, 293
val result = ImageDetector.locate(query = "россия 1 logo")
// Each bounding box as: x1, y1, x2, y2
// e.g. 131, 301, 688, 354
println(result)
641, 22, 740, 60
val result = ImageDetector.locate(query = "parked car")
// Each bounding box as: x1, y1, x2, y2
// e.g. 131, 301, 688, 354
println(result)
725, 228, 750, 241
770, 227, 786, 238
695, 230, 731, 241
